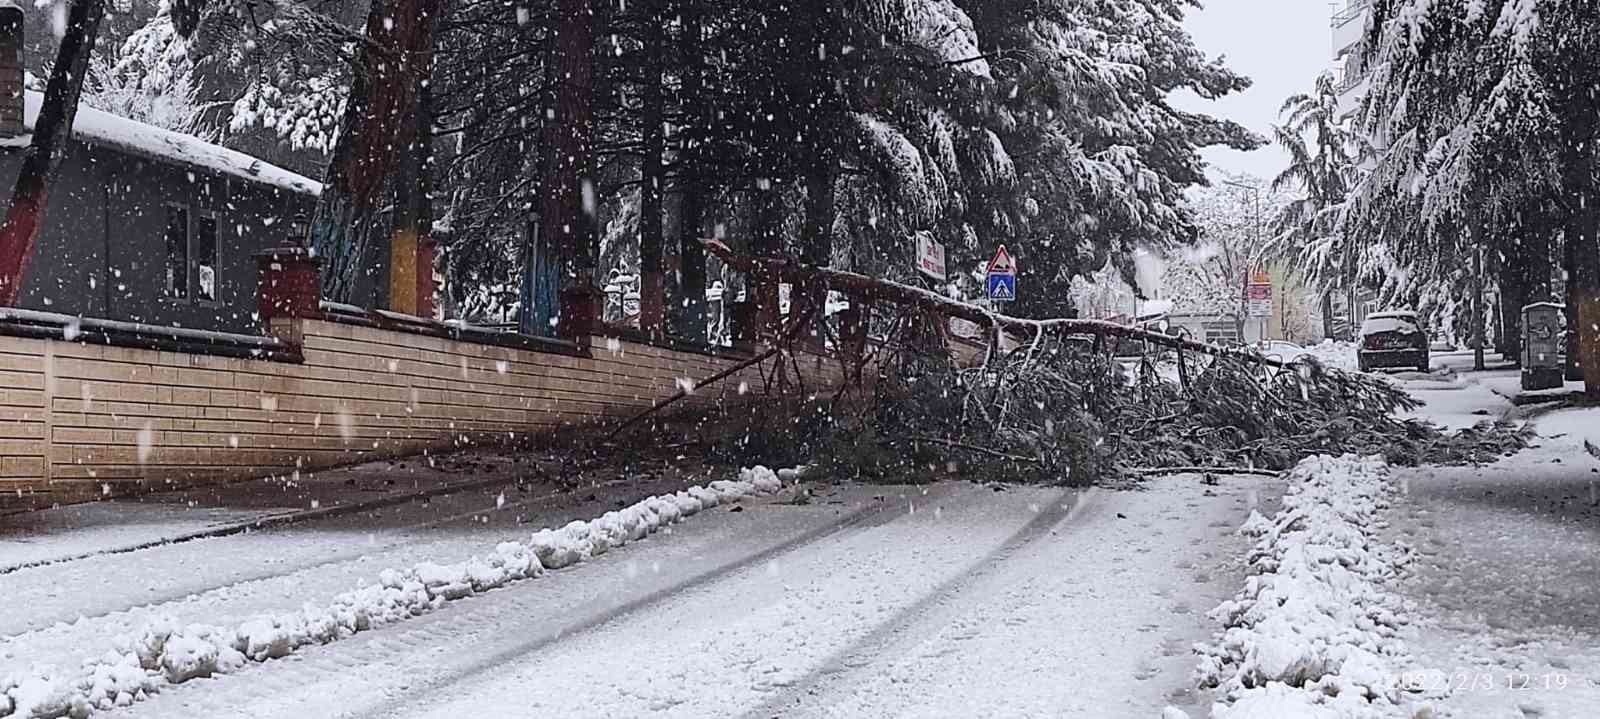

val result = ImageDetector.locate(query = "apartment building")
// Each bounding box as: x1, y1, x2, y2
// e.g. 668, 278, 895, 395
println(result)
1332, 0, 1372, 121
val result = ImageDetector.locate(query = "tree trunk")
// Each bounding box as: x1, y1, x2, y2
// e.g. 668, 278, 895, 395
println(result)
701, 239, 1299, 369
1497, 241, 1526, 364
637, 0, 667, 335
802, 157, 835, 340
741, 177, 784, 339
539, 0, 599, 339
1471, 222, 1486, 371
1525, 215, 1554, 303
1565, 215, 1585, 381
1320, 291, 1335, 340
670, 4, 707, 342
0, 0, 106, 306
415, 76, 436, 319
1570, 197, 1600, 397
312, 0, 441, 307
388, 27, 437, 317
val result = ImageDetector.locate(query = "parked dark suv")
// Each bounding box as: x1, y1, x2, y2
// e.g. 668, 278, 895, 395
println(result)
1357, 310, 1431, 372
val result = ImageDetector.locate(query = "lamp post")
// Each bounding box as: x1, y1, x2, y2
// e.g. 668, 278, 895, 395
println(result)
1222, 179, 1265, 345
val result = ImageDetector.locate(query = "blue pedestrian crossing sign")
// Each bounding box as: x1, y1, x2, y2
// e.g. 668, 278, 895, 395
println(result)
987, 273, 1016, 301
986, 245, 1017, 302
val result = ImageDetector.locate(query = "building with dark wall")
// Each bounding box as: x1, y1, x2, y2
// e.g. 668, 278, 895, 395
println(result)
0, 10, 321, 335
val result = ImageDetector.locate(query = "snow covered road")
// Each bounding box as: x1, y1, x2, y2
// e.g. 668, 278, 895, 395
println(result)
0, 474, 1271, 719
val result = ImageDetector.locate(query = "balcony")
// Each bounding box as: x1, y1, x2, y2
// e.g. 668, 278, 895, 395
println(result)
1336, 74, 1369, 120
1331, 1, 1371, 56
1332, 0, 1371, 26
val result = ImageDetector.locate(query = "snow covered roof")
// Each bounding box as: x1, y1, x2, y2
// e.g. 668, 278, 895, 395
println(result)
1138, 299, 1173, 318
8, 91, 322, 197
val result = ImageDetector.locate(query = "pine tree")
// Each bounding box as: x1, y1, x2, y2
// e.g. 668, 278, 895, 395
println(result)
960, 0, 1261, 318
1351, 0, 1600, 393
1270, 72, 1358, 340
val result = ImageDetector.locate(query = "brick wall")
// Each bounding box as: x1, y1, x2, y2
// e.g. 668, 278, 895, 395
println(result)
0, 317, 844, 509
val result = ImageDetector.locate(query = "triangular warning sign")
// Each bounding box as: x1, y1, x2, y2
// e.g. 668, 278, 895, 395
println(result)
987, 245, 1016, 275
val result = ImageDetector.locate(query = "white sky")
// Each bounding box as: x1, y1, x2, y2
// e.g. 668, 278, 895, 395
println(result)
1171, 0, 1339, 184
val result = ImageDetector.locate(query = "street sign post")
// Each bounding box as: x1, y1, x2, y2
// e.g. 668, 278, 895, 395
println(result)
986, 245, 1016, 303
1246, 267, 1272, 318
1246, 283, 1272, 318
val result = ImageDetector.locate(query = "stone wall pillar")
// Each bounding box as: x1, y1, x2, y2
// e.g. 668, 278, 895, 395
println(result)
255, 247, 323, 322
558, 284, 603, 343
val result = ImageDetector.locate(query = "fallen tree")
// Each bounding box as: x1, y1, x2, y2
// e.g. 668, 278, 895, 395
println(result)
698, 242, 1532, 484
702, 239, 1291, 369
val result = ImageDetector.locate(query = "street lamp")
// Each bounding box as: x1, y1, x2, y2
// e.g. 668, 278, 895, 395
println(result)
1221, 179, 1266, 345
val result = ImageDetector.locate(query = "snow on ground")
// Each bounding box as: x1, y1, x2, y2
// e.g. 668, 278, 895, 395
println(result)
1196, 454, 1417, 718
0, 469, 785, 717
90, 475, 1268, 719
750, 479, 1264, 719
1394, 369, 1516, 431
1380, 401, 1600, 719
1301, 340, 1358, 373
0, 503, 279, 572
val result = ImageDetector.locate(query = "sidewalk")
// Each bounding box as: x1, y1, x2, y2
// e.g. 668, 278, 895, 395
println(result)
0, 447, 552, 572
0, 412, 731, 573
1385, 362, 1600, 717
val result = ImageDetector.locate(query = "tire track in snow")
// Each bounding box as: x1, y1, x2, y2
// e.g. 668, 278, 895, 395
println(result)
752, 478, 1264, 718
359, 484, 1062, 719
350, 494, 905, 717
0, 473, 527, 577
0, 470, 636, 578
0, 474, 712, 680
106, 486, 913, 719
738, 487, 1082, 719
0, 472, 700, 635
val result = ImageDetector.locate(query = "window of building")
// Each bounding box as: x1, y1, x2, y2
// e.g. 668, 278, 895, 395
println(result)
1202, 321, 1240, 346
164, 206, 221, 303
164, 206, 188, 299
196, 215, 217, 302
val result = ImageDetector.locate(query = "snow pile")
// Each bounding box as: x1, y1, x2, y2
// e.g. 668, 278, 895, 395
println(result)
1302, 340, 1359, 373
1194, 455, 1417, 719
0, 467, 791, 718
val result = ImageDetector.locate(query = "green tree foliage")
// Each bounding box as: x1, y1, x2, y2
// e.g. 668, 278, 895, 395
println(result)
144, 0, 1253, 329
1349, 0, 1600, 391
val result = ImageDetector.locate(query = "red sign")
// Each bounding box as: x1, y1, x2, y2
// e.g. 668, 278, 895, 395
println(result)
1246, 281, 1272, 318
987, 245, 1016, 275
915, 234, 947, 280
